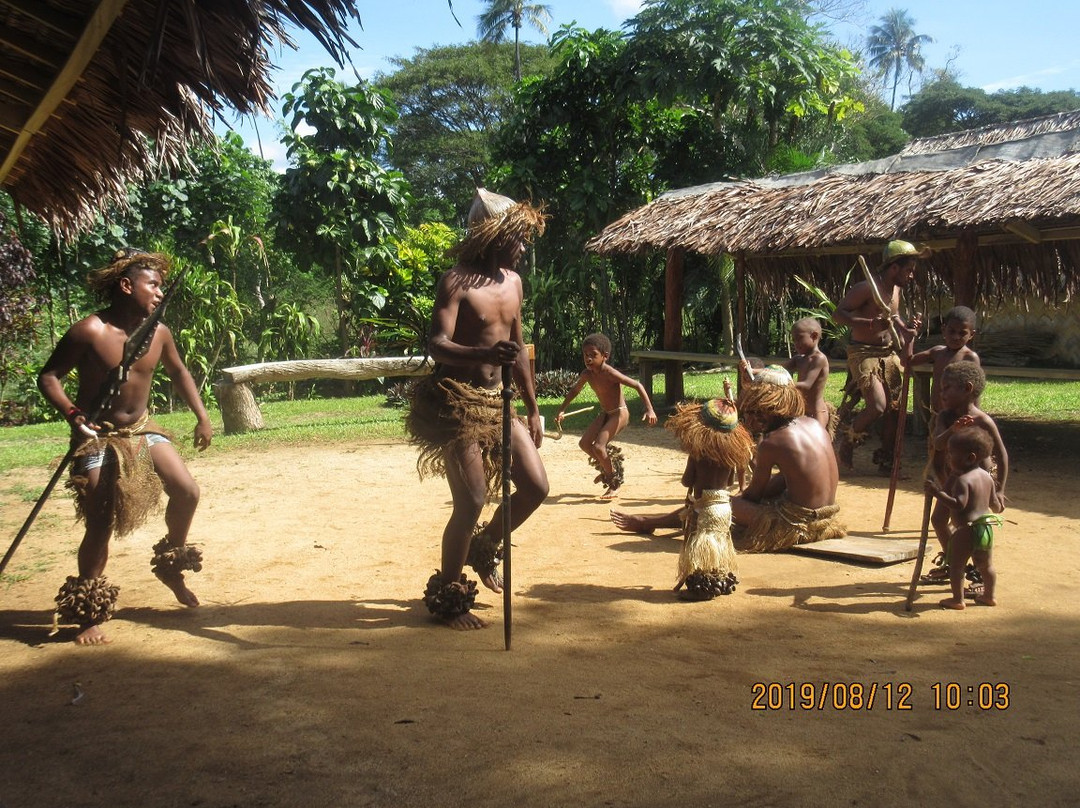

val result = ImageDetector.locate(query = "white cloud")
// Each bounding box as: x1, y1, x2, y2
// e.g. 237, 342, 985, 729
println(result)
980, 59, 1080, 92
606, 0, 643, 21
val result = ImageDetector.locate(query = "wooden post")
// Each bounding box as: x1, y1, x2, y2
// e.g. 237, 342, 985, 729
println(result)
736, 253, 747, 395
214, 381, 264, 434
664, 247, 685, 403
952, 230, 978, 308
525, 343, 536, 383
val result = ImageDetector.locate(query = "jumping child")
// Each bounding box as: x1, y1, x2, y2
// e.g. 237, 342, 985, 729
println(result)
664, 386, 755, 600
782, 317, 831, 431
922, 362, 1008, 585
38, 249, 212, 645
556, 332, 657, 495
924, 426, 1003, 609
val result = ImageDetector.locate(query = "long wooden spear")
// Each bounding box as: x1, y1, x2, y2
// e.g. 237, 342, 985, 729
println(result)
0, 266, 188, 578
501, 359, 513, 651
905, 492, 934, 611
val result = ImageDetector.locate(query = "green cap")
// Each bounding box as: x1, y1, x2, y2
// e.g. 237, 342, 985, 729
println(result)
880, 240, 929, 269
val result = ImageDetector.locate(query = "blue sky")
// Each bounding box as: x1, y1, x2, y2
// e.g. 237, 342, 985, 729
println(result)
222, 0, 1080, 168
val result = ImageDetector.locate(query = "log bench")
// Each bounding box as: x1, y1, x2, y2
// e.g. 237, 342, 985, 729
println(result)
213, 345, 537, 435
214, 356, 433, 434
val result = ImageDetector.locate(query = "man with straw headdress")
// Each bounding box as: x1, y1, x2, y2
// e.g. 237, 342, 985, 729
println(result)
832, 240, 924, 473
729, 365, 845, 551
37, 248, 212, 645
612, 366, 844, 551
406, 188, 549, 631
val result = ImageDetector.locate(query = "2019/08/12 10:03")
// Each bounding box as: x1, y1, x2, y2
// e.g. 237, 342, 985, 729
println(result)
750, 682, 1010, 711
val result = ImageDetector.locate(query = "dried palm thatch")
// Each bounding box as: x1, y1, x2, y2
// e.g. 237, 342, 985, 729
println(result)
0, 0, 360, 238
587, 110, 1080, 307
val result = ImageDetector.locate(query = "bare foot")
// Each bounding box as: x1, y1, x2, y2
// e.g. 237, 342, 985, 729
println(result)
939, 598, 966, 610
157, 573, 200, 607
480, 568, 503, 594
974, 595, 997, 606
610, 510, 654, 534
75, 624, 111, 645
443, 611, 487, 630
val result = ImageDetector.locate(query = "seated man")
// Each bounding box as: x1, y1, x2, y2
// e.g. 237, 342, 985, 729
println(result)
612, 366, 844, 551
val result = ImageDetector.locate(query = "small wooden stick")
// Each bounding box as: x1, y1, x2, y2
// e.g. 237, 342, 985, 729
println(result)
547, 405, 595, 439
857, 255, 903, 351
735, 335, 754, 381
905, 492, 934, 611
561, 405, 595, 419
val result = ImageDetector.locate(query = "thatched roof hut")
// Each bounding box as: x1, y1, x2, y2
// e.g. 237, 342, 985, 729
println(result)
588, 110, 1080, 309
0, 0, 359, 237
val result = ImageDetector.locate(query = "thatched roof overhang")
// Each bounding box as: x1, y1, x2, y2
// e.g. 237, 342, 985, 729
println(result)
0, 0, 359, 237
587, 111, 1080, 306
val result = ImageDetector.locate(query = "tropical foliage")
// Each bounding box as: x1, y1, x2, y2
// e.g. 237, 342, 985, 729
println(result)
477, 0, 553, 80
866, 8, 932, 110
6, 1, 1075, 425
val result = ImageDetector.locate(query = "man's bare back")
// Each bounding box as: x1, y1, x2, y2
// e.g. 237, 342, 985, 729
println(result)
744, 416, 837, 509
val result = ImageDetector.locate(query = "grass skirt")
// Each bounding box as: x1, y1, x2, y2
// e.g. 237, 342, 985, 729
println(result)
67, 424, 164, 538
735, 494, 846, 553
405, 375, 506, 498
846, 343, 903, 406
679, 489, 737, 582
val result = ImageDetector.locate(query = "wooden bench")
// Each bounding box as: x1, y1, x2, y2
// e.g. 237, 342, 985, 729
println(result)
909, 363, 1080, 434
215, 356, 433, 434
630, 349, 847, 405
631, 349, 1078, 434
214, 345, 537, 435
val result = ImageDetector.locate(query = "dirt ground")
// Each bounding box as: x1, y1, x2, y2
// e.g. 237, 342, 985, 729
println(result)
1, 417, 1078, 808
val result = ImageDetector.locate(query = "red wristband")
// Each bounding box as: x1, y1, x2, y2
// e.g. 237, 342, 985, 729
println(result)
66, 406, 84, 421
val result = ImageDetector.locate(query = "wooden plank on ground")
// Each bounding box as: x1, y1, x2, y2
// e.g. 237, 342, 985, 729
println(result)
790, 535, 920, 564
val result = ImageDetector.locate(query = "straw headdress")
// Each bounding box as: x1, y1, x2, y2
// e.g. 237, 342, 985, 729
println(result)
738, 365, 804, 432
666, 397, 755, 470
448, 188, 546, 263
87, 248, 170, 296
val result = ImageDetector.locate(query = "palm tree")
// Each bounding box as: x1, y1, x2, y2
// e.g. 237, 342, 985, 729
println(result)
866, 8, 933, 111
476, 0, 552, 81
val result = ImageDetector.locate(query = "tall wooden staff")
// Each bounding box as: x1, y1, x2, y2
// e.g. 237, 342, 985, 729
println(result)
905, 492, 934, 611
855, 256, 911, 532
501, 358, 514, 651
0, 266, 189, 578
882, 363, 913, 531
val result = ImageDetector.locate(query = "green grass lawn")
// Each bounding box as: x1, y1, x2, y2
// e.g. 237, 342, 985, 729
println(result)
1, 375, 1076, 474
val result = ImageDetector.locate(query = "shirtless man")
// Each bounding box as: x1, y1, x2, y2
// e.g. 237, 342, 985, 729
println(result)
612, 366, 844, 550
832, 240, 924, 473
38, 248, 212, 645
405, 188, 549, 631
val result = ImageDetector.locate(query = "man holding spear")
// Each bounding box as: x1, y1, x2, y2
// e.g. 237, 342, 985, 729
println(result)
406, 189, 548, 632
832, 241, 924, 474
35, 249, 212, 645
